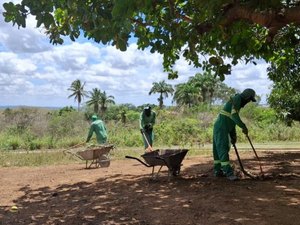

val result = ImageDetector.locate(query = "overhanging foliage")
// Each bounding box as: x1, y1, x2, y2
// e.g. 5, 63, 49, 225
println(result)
3, 0, 300, 120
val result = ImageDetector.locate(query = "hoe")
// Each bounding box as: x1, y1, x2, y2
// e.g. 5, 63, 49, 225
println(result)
233, 134, 265, 180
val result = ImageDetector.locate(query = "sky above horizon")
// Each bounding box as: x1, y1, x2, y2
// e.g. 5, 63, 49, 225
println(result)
0, 2, 273, 108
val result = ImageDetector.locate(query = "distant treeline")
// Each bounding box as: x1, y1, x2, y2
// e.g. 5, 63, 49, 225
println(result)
0, 103, 300, 151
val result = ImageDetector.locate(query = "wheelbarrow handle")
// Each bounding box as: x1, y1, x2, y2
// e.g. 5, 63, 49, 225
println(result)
125, 156, 152, 167
63, 142, 86, 152
63, 149, 85, 160
63, 142, 86, 160
125, 156, 138, 160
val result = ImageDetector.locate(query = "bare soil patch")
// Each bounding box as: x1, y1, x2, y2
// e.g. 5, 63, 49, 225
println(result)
0, 150, 299, 225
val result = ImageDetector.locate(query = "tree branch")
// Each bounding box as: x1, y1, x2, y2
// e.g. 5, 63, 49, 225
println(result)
221, 4, 300, 40
192, 3, 300, 40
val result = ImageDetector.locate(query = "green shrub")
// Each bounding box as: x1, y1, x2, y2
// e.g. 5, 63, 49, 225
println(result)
6, 137, 22, 150
126, 111, 140, 122
48, 111, 87, 138
155, 118, 202, 146
1, 105, 300, 152
28, 140, 42, 150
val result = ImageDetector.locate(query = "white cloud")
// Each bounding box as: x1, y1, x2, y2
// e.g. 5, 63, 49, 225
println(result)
0, 6, 52, 53
226, 61, 272, 100
0, 52, 37, 74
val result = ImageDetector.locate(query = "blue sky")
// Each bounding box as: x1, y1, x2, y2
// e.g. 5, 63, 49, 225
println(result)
0, 2, 273, 108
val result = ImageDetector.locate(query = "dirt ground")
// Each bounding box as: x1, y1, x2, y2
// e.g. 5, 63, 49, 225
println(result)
0, 150, 299, 225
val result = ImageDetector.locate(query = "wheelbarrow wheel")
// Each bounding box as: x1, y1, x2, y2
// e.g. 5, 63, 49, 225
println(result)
172, 166, 181, 176
98, 155, 110, 168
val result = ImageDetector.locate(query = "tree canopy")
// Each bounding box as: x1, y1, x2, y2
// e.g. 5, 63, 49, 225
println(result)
268, 81, 300, 124
173, 72, 237, 107
3, 0, 300, 121
67, 79, 88, 111
149, 80, 174, 109
3, 0, 300, 80
86, 88, 115, 115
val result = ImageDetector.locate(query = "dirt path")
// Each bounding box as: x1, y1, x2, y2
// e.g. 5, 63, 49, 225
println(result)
0, 150, 299, 225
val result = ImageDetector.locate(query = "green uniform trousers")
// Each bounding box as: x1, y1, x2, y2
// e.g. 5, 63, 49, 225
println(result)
212, 115, 234, 176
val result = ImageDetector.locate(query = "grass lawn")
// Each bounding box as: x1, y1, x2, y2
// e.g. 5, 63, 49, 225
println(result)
1, 141, 299, 167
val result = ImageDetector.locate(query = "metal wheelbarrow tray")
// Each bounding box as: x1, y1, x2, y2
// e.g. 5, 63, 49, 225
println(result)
65, 144, 114, 169
126, 149, 189, 179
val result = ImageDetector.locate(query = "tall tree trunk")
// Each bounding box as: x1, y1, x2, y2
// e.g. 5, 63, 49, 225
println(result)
94, 104, 99, 114
159, 93, 163, 109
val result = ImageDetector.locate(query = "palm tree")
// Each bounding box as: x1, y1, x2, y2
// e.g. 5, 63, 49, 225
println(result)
188, 72, 217, 105
213, 83, 237, 104
149, 80, 174, 109
99, 91, 115, 114
172, 83, 201, 108
189, 72, 238, 104
86, 88, 102, 114
68, 79, 88, 111
86, 89, 115, 115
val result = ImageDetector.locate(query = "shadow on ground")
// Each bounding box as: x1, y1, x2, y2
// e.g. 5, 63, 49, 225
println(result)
0, 152, 299, 225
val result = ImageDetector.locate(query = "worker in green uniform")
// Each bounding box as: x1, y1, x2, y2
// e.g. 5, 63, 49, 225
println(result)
213, 88, 256, 181
86, 115, 107, 144
139, 106, 156, 151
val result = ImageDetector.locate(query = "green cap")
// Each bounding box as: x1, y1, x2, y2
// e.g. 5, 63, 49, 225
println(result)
241, 89, 256, 102
91, 115, 98, 121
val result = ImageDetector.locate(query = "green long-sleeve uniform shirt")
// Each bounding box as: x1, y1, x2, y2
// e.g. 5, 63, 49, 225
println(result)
86, 119, 107, 144
139, 111, 156, 149
139, 111, 156, 130
212, 94, 247, 176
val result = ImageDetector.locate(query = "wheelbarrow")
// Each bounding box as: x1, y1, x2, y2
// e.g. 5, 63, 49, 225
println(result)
125, 149, 189, 180
64, 144, 114, 169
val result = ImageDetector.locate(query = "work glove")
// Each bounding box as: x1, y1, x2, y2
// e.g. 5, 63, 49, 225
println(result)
230, 135, 237, 145
230, 130, 237, 145
144, 124, 153, 132
242, 127, 248, 135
